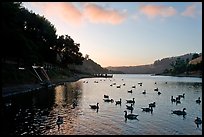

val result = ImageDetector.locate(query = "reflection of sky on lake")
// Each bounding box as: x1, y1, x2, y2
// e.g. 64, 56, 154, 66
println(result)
2, 74, 202, 135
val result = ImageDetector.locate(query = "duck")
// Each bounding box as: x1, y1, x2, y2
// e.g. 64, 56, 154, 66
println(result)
126, 98, 135, 104
56, 116, 63, 125
178, 93, 185, 98
104, 95, 109, 98
132, 85, 136, 88
149, 102, 156, 107
194, 117, 202, 125
141, 106, 153, 112
196, 97, 201, 104
116, 85, 121, 88
172, 108, 186, 115
89, 103, 99, 109
103, 98, 114, 103
127, 90, 132, 93
171, 96, 176, 102
115, 98, 122, 105
126, 104, 134, 110
142, 90, 146, 94
157, 91, 161, 95
175, 97, 181, 104
72, 99, 77, 109
138, 82, 142, 86
154, 88, 158, 91
56, 116, 63, 130
124, 110, 139, 120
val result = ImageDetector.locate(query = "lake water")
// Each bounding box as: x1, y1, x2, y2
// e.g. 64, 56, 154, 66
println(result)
2, 74, 202, 135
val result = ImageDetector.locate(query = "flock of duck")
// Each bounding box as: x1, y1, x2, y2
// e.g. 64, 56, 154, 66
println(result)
87, 78, 202, 127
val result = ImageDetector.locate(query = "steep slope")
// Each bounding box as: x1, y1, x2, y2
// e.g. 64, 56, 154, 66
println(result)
68, 59, 109, 75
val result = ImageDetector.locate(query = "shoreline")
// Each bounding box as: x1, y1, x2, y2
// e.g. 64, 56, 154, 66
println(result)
2, 74, 93, 98
153, 73, 202, 78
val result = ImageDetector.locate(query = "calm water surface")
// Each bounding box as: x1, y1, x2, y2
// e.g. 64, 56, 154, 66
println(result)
2, 74, 202, 135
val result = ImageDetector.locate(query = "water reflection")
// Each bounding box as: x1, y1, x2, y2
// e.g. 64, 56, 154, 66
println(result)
2, 75, 202, 135
2, 82, 83, 135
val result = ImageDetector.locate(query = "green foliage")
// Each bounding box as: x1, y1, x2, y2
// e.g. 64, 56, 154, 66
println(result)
170, 58, 187, 75
192, 53, 200, 60
163, 56, 202, 75
187, 61, 202, 72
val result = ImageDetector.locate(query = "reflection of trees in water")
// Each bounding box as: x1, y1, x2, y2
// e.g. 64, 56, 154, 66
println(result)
2, 88, 56, 135
53, 81, 83, 110
192, 82, 202, 88
49, 82, 84, 135
163, 82, 202, 91
2, 83, 85, 135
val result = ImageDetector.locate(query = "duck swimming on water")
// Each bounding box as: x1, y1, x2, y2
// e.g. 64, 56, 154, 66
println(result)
56, 116, 63, 130
126, 98, 135, 104
194, 117, 202, 127
196, 97, 201, 104
89, 103, 99, 109
115, 98, 122, 105
172, 108, 186, 115
126, 104, 134, 110
124, 110, 139, 120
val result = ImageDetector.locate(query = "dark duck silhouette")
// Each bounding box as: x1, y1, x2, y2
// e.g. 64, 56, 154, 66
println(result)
171, 96, 176, 102
141, 106, 153, 112
142, 90, 146, 94
56, 116, 63, 130
175, 96, 181, 104
124, 110, 139, 120
178, 93, 185, 98
126, 98, 135, 104
127, 90, 132, 93
104, 95, 109, 98
103, 98, 114, 103
196, 97, 201, 104
154, 88, 158, 91
172, 108, 186, 115
89, 103, 99, 109
194, 117, 202, 127
149, 102, 156, 108
126, 104, 134, 110
115, 98, 122, 105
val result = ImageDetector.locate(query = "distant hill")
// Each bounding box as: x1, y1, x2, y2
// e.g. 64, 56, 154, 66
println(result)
106, 53, 202, 74
68, 58, 109, 75
189, 56, 202, 65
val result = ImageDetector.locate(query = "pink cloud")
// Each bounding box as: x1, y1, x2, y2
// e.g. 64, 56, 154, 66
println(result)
31, 2, 83, 26
83, 3, 126, 25
181, 4, 196, 17
139, 5, 177, 18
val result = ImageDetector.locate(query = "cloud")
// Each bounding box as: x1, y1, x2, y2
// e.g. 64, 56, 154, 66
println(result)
83, 3, 127, 25
139, 5, 177, 18
181, 4, 197, 18
30, 2, 83, 26
29, 2, 127, 25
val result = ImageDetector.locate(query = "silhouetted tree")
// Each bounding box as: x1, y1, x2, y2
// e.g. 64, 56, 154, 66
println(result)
2, 2, 84, 68
192, 53, 200, 60
170, 58, 187, 75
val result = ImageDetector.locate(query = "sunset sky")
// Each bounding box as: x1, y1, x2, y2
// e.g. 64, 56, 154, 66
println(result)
22, 2, 202, 67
